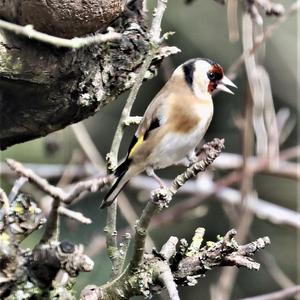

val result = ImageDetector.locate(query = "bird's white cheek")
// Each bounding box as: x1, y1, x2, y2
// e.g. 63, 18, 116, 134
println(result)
193, 79, 211, 99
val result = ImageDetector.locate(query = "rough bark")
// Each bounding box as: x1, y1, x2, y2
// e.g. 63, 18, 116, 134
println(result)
0, 0, 176, 150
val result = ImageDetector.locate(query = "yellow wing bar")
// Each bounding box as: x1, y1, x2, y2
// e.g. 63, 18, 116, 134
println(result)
128, 135, 144, 159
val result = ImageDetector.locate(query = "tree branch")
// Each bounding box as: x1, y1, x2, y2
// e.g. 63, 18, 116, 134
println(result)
227, 1, 300, 79
83, 228, 270, 299
104, 0, 170, 278
157, 265, 180, 300
240, 285, 300, 300
0, 187, 93, 299
6, 158, 112, 205
0, 19, 121, 48
58, 206, 92, 224
130, 138, 224, 271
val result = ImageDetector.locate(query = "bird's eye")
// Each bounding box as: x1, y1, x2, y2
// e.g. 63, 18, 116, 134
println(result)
207, 72, 215, 81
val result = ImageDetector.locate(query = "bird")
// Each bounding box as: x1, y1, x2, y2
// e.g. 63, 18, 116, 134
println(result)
100, 58, 237, 208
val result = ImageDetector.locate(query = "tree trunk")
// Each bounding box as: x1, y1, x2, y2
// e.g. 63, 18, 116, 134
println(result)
0, 0, 171, 149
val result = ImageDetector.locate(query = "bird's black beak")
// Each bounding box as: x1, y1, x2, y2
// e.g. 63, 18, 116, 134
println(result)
216, 76, 237, 94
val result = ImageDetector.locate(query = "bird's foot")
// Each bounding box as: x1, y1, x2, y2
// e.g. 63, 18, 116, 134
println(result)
146, 167, 166, 188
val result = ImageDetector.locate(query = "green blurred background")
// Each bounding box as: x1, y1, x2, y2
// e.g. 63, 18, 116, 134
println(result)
1, 0, 298, 299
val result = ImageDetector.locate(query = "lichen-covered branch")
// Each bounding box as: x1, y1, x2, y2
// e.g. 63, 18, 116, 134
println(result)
80, 139, 231, 300
156, 237, 180, 300
80, 228, 270, 300
0, 189, 93, 299
173, 229, 270, 280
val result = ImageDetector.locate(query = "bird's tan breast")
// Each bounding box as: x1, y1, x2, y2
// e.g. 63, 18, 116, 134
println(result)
167, 93, 212, 133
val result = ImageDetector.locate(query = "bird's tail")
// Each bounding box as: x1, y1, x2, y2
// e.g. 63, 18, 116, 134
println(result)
100, 158, 137, 209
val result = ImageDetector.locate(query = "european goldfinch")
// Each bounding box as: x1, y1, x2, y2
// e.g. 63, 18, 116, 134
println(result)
101, 58, 236, 208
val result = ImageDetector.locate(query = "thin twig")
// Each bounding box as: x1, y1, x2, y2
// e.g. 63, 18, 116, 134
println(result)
186, 228, 205, 256
131, 176, 300, 229
6, 159, 64, 199
0, 187, 10, 215
240, 285, 300, 300
58, 206, 92, 224
42, 153, 84, 242
38, 151, 82, 215
160, 236, 179, 261
71, 123, 105, 171
245, 0, 263, 25
212, 152, 300, 180
72, 122, 154, 275
7, 159, 111, 202
0, 19, 121, 48
130, 201, 159, 270
213, 83, 255, 300
0, 162, 97, 179
104, 0, 169, 278
104, 199, 119, 278
227, 0, 240, 42
157, 265, 180, 300
40, 197, 60, 243
8, 176, 28, 202
6, 159, 112, 205
259, 251, 297, 290
60, 176, 112, 204
227, 1, 300, 79
156, 138, 224, 199
118, 233, 132, 271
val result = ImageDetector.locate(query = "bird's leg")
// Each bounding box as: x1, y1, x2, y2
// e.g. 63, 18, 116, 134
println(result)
146, 167, 166, 188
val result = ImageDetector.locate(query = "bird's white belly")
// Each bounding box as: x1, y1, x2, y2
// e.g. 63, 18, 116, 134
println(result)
150, 104, 213, 169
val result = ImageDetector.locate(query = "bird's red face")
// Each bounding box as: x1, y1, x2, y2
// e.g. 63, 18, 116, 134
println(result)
207, 64, 236, 94
180, 58, 237, 99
